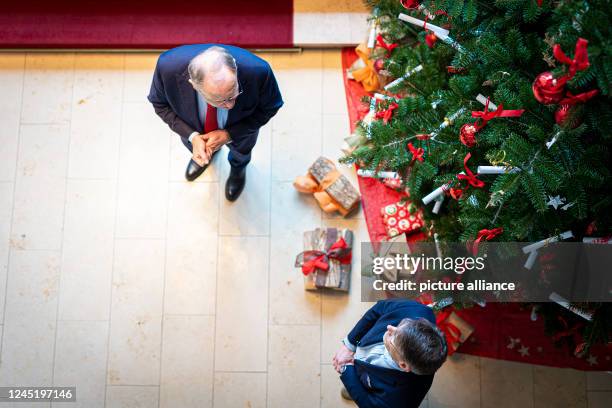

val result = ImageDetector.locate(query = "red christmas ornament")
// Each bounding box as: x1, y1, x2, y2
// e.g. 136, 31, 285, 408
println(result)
555, 89, 599, 127
533, 38, 591, 105
401, 0, 420, 9
447, 66, 467, 74
554, 104, 573, 127
415, 133, 430, 140
585, 221, 597, 235
459, 124, 478, 147
449, 187, 463, 200
425, 32, 438, 48
373, 58, 385, 72
532, 71, 565, 104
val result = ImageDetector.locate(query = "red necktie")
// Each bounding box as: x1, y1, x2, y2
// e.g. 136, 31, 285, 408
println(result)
204, 103, 218, 133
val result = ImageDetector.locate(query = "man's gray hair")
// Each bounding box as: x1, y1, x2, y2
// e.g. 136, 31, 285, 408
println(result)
188, 46, 237, 88
394, 317, 447, 375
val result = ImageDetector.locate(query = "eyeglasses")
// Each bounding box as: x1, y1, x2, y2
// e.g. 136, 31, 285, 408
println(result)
207, 89, 243, 105
201, 76, 243, 106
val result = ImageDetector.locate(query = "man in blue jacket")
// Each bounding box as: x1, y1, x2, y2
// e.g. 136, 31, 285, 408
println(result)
333, 299, 447, 408
148, 44, 283, 201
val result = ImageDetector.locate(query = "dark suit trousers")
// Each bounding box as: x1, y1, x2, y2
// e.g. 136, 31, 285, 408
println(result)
180, 130, 259, 170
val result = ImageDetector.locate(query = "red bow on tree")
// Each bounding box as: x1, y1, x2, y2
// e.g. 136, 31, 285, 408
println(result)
558, 89, 599, 106
298, 238, 352, 276
407, 142, 424, 163
555, 89, 599, 126
554, 38, 590, 83
456, 153, 485, 189
375, 102, 399, 124
376, 34, 398, 57
472, 227, 503, 255
471, 99, 525, 130
551, 315, 586, 356
448, 187, 463, 200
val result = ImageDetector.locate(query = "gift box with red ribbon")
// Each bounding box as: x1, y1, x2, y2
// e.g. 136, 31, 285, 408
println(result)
436, 308, 475, 355
294, 228, 353, 291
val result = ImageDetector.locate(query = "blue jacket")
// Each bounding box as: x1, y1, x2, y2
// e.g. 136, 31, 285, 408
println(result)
147, 44, 283, 152
341, 300, 436, 408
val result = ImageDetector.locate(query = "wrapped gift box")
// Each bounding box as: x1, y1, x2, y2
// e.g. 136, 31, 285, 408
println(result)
295, 228, 353, 292
381, 200, 424, 238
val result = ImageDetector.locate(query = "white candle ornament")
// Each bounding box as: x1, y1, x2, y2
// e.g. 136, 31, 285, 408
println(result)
477, 166, 519, 175
546, 131, 561, 149
357, 169, 399, 179
522, 230, 574, 254
524, 249, 539, 270
430, 108, 467, 140
476, 94, 498, 111
422, 183, 450, 205
367, 21, 377, 49
384, 64, 423, 91
432, 196, 444, 214
398, 13, 449, 38
398, 13, 466, 52
549, 292, 593, 321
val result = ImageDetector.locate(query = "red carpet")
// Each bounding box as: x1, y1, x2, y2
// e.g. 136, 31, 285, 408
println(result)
341, 47, 612, 370
0, 1, 293, 49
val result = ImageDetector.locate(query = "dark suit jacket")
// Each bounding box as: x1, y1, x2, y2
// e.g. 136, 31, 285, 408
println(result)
341, 300, 436, 408
147, 44, 283, 152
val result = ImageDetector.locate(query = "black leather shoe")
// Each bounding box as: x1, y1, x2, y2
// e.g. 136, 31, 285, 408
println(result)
185, 159, 209, 182
225, 167, 246, 201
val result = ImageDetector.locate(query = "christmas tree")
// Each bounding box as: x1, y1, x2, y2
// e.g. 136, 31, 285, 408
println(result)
343, 0, 611, 352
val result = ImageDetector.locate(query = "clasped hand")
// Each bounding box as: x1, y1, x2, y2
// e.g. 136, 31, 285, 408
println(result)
191, 130, 231, 166
333, 344, 355, 373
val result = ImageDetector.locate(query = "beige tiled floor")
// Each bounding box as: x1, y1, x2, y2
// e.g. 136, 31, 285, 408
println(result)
293, 0, 369, 46
0, 50, 610, 408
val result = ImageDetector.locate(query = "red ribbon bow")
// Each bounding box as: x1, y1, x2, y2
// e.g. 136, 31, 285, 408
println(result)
558, 89, 599, 106
456, 153, 485, 189
551, 316, 584, 346
436, 308, 462, 355
471, 99, 525, 130
552, 316, 585, 357
448, 187, 463, 200
375, 102, 399, 124
299, 238, 352, 276
407, 142, 424, 163
376, 34, 398, 57
554, 38, 590, 82
472, 227, 503, 255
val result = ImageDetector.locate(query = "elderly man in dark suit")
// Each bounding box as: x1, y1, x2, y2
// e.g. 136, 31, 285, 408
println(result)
148, 44, 283, 201
333, 299, 447, 408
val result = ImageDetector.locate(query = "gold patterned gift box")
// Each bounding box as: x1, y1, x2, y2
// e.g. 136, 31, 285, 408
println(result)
294, 228, 353, 292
